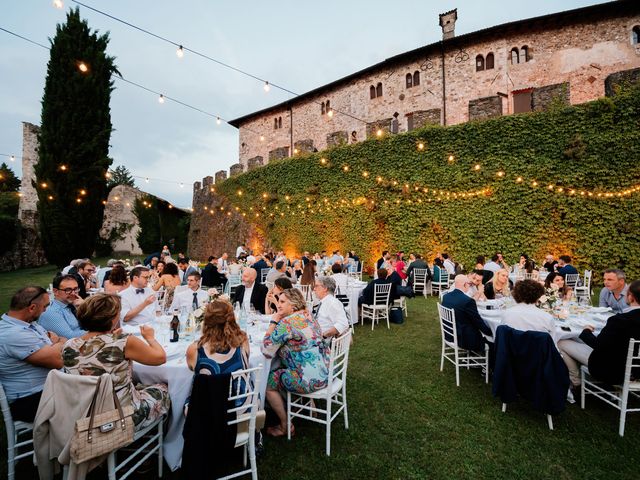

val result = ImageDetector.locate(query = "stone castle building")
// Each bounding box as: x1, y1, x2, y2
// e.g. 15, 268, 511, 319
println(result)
224, 0, 640, 174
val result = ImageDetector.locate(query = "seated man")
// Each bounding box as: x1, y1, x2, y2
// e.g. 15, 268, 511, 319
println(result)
119, 266, 157, 325
599, 269, 628, 314
178, 258, 198, 286
38, 274, 86, 339
563, 280, 640, 387
171, 272, 208, 311
0, 286, 65, 422
406, 254, 431, 285
233, 268, 268, 314
358, 268, 391, 306
330, 263, 350, 293
557, 255, 578, 277
442, 275, 492, 352
266, 261, 288, 283
312, 276, 350, 338
503, 280, 555, 342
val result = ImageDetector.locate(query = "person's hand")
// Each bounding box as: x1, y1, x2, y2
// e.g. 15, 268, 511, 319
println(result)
144, 294, 156, 306
71, 296, 84, 307
47, 331, 60, 344
583, 324, 595, 333
140, 324, 155, 341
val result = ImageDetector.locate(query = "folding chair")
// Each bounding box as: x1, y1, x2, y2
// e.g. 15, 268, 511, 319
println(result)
581, 339, 640, 436
0, 381, 34, 480
360, 283, 392, 330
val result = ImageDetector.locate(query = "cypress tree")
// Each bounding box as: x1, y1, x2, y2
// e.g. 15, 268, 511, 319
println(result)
35, 8, 119, 267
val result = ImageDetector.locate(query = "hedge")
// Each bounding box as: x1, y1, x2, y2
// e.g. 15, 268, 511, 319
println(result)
213, 85, 640, 281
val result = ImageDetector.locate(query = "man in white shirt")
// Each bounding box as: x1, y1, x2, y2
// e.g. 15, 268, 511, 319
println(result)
236, 244, 246, 259
503, 279, 556, 343
217, 253, 229, 274
234, 268, 268, 314
484, 254, 502, 274
442, 253, 455, 275
119, 267, 157, 326
312, 277, 350, 337
170, 272, 208, 312
330, 263, 350, 293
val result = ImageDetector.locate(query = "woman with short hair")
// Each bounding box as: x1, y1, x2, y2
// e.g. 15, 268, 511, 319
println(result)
62, 293, 170, 429
104, 264, 130, 294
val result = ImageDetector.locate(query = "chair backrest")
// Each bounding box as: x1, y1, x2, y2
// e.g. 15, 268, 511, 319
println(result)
622, 338, 640, 387
583, 270, 592, 289
437, 270, 450, 285
373, 282, 392, 305
565, 273, 580, 289
0, 381, 17, 438
227, 274, 242, 287
323, 332, 351, 398
522, 272, 536, 280
265, 281, 275, 291
437, 303, 457, 346
294, 283, 312, 301
413, 268, 428, 284
225, 365, 263, 429
260, 269, 269, 283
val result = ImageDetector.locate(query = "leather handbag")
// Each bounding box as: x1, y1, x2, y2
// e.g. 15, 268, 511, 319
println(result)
70, 376, 135, 464
389, 306, 404, 324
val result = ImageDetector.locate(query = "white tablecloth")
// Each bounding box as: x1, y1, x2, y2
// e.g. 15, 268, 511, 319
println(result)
129, 317, 271, 471
477, 303, 612, 342
345, 282, 367, 324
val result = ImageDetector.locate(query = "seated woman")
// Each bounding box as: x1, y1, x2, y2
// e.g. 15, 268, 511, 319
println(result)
544, 272, 573, 301
265, 277, 294, 314
227, 259, 242, 276
185, 299, 249, 411
62, 293, 170, 430
503, 279, 555, 340
103, 264, 129, 294
262, 288, 329, 437
522, 259, 540, 280
152, 261, 181, 310
291, 260, 304, 281
484, 268, 512, 300
299, 259, 317, 286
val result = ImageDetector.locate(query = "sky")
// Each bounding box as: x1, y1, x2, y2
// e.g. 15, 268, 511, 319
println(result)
0, 0, 605, 208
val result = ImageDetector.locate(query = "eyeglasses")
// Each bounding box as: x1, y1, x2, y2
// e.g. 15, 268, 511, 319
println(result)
56, 287, 80, 294
26, 290, 46, 306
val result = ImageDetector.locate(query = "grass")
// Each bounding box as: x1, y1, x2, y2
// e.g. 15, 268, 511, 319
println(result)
1, 265, 638, 479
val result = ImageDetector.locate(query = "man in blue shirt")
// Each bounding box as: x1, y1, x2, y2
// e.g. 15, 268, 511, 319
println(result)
0, 286, 66, 422
38, 275, 86, 339
599, 269, 629, 314
557, 255, 578, 277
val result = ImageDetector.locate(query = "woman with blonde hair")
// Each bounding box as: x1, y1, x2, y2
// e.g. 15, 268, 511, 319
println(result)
262, 288, 329, 437
62, 293, 170, 430
484, 268, 512, 300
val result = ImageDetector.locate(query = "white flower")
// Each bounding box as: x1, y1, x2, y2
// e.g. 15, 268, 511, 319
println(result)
193, 307, 204, 318
539, 295, 548, 304
208, 288, 219, 297
550, 284, 560, 292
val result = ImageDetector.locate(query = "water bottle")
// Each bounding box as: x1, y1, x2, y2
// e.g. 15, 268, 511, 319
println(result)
239, 305, 247, 331
170, 314, 180, 343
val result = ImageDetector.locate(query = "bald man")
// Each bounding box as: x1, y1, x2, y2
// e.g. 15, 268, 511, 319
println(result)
442, 275, 492, 351
233, 268, 268, 314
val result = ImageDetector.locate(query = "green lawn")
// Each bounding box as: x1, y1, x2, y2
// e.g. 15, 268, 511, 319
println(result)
1, 266, 638, 479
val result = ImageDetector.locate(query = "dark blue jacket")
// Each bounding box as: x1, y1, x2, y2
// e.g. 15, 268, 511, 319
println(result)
359, 278, 391, 306
442, 289, 492, 352
558, 264, 578, 277
251, 260, 269, 283
492, 325, 569, 416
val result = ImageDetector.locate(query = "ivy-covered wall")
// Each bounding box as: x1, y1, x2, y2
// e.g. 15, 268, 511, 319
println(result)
208, 85, 640, 280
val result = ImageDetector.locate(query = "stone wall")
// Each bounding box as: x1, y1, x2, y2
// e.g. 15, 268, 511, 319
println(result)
468, 96, 503, 121
326, 130, 348, 147
18, 122, 40, 228
605, 67, 640, 96
235, 4, 640, 167
268, 146, 289, 161
531, 82, 570, 111
247, 156, 264, 171
99, 185, 145, 255
294, 139, 315, 154
410, 109, 441, 130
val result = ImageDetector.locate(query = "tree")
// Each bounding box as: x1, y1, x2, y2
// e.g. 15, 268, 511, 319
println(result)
107, 165, 136, 189
35, 8, 119, 267
0, 162, 21, 192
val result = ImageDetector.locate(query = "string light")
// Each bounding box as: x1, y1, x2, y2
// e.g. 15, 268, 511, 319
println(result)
496, 171, 504, 177
216, 117, 221, 125
418, 143, 424, 150
77, 62, 88, 73
40, 182, 47, 188
176, 45, 184, 58
263, 81, 270, 92
79, 189, 86, 195
320, 158, 327, 165
448, 155, 455, 163
474, 164, 481, 171
60, 165, 67, 171
158, 94, 165, 104
53, 0, 63, 8
376, 129, 383, 137
327, 109, 333, 118
10, 155, 15, 162
259, 136, 265, 142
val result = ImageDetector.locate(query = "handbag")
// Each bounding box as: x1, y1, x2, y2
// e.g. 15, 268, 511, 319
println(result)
389, 307, 404, 324
70, 376, 135, 464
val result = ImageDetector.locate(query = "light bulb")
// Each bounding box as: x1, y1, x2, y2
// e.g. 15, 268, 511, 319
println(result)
10, 155, 15, 162
327, 109, 333, 118
263, 81, 270, 92
158, 94, 165, 104
53, 0, 63, 9
180, 183, 184, 188
145, 177, 149, 183
376, 129, 383, 137
259, 135, 265, 142
418, 143, 424, 150
216, 117, 221, 125
78, 62, 88, 73
176, 45, 184, 58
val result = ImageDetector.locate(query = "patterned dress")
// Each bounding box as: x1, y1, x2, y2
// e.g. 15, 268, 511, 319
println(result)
62, 333, 170, 430
262, 312, 329, 394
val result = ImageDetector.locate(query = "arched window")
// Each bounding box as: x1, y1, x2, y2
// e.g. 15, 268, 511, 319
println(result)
486, 53, 494, 70
476, 54, 485, 72
370, 85, 376, 99
278, 117, 282, 129
326, 100, 330, 112
321, 102, 325, 115
413, 71, 420, 86
511, 47, 520, 65
521, 45, 530, 62
376, 82, 383, 97
274, 118, 278, 130
634, 26, 640, 45
406, 73, 413, 88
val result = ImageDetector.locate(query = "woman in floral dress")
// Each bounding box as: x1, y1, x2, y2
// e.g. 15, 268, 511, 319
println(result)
262, 288, 329, 437
62, 293, 170, 430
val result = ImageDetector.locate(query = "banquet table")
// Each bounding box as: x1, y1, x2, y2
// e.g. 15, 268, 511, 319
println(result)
126, 315, 272, 471
343, 280, 367, 324
477, 300, 613, 342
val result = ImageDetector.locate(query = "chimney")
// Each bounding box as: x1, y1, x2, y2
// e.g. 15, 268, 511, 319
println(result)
439, 9, 458, 40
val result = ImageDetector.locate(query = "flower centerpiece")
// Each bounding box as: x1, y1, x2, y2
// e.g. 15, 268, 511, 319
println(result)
538, 284, 560, 310
189, 288, 230, 329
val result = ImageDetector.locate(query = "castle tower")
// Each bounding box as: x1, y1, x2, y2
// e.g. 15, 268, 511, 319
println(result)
439, 9, 458, 40
18, 122, 40, 229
